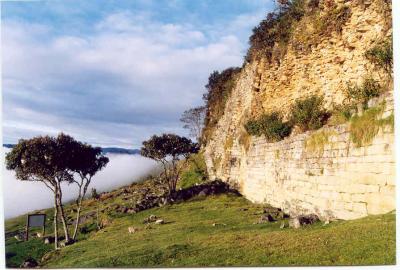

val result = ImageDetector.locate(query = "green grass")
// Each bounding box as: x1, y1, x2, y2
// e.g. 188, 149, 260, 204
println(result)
178, 152, 208, 189
23, 194, 396, 267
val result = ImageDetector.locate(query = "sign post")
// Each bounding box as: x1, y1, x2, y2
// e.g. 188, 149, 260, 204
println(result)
26, 214, 46, 241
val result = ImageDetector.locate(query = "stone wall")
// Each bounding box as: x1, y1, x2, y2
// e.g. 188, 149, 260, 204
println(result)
204, 0, 395, 220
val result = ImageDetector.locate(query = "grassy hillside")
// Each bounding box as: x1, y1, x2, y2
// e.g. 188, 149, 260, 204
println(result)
4, 155, 396, 267
27, 194, 396, 267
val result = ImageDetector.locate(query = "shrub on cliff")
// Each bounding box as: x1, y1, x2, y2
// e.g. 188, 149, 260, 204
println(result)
290, 95, 329, 132
245, 112, 292, 142
365, 38, 393, 75
345, 78, 382, 109
202, 67, 241, 144
246, 0, 306, 62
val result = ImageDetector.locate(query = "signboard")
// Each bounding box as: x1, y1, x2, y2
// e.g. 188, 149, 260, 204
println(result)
28, 214, 46, 227
26, 214, 46, 240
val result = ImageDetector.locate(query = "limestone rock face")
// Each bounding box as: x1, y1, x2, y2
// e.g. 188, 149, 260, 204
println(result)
204, 1, 394, 220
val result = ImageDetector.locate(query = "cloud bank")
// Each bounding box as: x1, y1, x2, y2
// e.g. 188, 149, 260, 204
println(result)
2, 1, 272, 147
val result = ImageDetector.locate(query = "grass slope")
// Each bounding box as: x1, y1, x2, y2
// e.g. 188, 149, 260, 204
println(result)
37, 194, 396, 267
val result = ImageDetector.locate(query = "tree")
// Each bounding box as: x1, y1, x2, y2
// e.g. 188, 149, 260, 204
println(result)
5, 133, 109, 247
141, 134, 199, 196
69, 143, 109, 240
180, 106, 206, 143
5, 134, 74, 249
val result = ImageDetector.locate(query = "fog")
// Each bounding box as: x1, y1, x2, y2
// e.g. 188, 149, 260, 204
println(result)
1, 148, 158, 219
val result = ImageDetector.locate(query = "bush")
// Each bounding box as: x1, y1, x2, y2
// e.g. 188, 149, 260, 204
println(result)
246, 0, 306, 62
345, 78, 382, 108
245, 112, 292, 142
202, 67, 241, 143
365, 38, 393, 74
327, 103, 355, 126
290, 95, 329, 131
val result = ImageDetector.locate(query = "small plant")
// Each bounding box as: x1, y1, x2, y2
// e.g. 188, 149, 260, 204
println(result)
345, 78, 382, 108
245, 112, 292, 142
290, 95, 329, 132
350, 104, 393, 147
327, 104, 355, 126
305, 130, 337, 155
365, 38, 393, 75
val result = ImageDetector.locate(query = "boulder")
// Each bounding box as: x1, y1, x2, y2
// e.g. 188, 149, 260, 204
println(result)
14, 235, 23, 242
143, 215, 158, 224
155, 219, 164, 225
20, 258, 38, 268
289, 214, 320, 229
289, 217, 301, 229
298, 214, 319, 225
44, 236, 55, 244
128, 226, 138, 234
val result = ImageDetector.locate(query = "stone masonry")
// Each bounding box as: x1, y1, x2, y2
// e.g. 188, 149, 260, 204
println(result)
204, 0, 395, 220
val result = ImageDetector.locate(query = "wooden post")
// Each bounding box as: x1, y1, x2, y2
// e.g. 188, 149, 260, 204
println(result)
25, 215, 29, 241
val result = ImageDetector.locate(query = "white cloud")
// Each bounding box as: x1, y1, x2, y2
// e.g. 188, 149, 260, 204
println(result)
2, 10, 248, 147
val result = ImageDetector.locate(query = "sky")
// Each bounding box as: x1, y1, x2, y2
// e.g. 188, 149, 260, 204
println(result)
1, 0, 275, 148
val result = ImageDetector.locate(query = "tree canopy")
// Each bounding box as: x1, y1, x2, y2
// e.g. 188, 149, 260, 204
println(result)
141, 133, 199, 195
5, 133, 109, 248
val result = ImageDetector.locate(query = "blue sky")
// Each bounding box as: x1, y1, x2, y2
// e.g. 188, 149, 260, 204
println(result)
2, 0, 275, 148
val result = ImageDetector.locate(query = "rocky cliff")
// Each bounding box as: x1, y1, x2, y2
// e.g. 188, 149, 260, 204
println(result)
204, 0, 394, 220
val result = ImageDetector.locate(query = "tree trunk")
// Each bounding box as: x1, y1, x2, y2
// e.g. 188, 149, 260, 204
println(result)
56, 185, 71, 243
72, 196, 82, 240
72, 181, 89, 240
53, 193, 59, 250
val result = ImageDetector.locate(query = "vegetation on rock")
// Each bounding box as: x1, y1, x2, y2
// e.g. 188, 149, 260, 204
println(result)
350, 104, 393, 147
290, 95, 329, 132
246, 0, 306, 62
365, 37, 393, 75
202, 67, 241, 144
245, 112, 292, 142
345, 77, 383, 109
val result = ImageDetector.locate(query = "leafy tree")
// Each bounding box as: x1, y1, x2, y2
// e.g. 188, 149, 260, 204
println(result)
141, 134, 199, 196
69, 143, 109, 240
180, 106, 206, 143
5, 133, 109, 247
5, 134, 74, 249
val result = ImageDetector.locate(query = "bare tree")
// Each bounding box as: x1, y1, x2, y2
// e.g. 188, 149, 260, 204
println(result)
180, 106, 206, 143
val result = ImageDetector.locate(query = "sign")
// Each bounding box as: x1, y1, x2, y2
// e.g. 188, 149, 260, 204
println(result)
26, 214, 46, 241
28, 214, 46, 227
